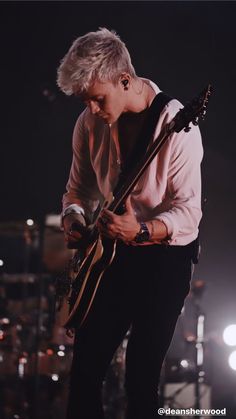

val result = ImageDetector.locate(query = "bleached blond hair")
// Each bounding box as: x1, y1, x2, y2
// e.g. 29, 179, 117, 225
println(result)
57, 27, 136, 95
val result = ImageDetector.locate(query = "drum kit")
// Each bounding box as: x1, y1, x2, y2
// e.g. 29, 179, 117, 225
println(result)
0, 219, 74, 419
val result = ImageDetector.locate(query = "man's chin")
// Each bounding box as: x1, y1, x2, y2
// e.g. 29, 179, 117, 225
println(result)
106, 116, 118, 125
98, 114, 117, 125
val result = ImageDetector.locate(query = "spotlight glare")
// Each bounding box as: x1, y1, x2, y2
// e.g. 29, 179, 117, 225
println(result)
59, 345, 65, 350
26, 219, 34, 226
0, 259, 4, 266
223, 324, 236, 346
180, 359, 189, 368
228, 350, 236, 371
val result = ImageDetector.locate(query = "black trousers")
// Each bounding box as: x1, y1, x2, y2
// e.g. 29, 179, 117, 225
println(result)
66, 240, 196, 419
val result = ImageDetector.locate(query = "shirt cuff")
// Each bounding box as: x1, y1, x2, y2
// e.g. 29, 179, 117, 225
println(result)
61, 204, 85, 229
62, 204, 85, 218
155, 216, 174, 244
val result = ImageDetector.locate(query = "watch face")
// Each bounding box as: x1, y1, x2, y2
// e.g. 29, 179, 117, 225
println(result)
135, 222, 150, 243
135, 230, 150, 243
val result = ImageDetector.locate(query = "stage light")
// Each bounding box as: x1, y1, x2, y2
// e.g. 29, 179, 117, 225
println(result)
26, 219, 34, 226
223, 324, 236, 346
228, 351, 236, 371
51, 374, 59, 381
19, 356, 27, 364
59, 345, 65, 350
180, 359, 189, 368
0, 259, 4, 266
57, 350, 65, 357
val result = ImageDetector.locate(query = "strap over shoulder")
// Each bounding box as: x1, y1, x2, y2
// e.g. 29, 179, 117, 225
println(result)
114, 92, 173, 196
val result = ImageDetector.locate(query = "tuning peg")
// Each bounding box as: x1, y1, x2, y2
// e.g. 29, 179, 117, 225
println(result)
200, 109, 207, 120
192, 117, 199, 126
184, 125, 191, 132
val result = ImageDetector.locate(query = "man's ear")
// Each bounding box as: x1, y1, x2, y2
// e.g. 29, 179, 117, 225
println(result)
120, 74, 131, 90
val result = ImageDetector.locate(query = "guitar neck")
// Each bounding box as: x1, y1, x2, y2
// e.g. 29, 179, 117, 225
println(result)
109, 121, 174, 213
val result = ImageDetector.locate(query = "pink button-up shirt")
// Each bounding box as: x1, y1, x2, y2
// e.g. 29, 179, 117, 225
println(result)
63, 80, 203, 246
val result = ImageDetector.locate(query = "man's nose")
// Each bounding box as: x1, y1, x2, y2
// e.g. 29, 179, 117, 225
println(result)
89, 100, 100, 114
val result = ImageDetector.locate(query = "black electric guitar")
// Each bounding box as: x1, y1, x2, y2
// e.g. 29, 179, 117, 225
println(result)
56, 85, 212, 330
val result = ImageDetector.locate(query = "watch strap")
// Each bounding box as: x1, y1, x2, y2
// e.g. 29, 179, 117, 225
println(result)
135, 222, 150, 243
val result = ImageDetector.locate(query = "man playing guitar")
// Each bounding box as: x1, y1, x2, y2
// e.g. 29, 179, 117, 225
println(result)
57, 27, 203, 419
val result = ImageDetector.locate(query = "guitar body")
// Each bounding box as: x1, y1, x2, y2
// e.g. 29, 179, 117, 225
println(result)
57, 236, 117, 329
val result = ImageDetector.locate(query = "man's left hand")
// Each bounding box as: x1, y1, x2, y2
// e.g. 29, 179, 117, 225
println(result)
97, 196, 140, 243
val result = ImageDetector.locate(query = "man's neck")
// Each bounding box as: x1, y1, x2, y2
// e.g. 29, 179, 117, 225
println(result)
123, 78, 156, 114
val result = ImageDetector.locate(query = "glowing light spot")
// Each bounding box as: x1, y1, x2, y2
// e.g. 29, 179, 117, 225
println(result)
223, 324, 236, 346
228, 350, 236, 371
180, 359, 189, 368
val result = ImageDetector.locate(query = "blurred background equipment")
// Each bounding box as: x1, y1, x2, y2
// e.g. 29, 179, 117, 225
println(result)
0, 216, 74, 419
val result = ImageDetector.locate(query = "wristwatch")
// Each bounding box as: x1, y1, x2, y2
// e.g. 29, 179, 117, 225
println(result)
134, 222, 150, 243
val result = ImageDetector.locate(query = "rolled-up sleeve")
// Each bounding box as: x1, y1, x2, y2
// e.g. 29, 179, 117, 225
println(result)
156, 123, 203, 242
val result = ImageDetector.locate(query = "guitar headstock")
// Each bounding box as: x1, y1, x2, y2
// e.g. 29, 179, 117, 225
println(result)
173, 84, 212, 133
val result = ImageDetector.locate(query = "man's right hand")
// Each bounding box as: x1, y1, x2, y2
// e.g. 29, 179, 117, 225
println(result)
63, 213, 87, 248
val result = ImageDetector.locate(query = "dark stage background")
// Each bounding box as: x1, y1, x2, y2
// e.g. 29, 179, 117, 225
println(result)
0, 1, 236, 417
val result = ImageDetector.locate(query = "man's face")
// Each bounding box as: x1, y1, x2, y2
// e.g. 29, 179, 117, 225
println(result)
75, 80, 127, 124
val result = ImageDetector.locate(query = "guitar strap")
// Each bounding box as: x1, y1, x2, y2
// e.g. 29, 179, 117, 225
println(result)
113, 91, 173, 197
91, 92, 173, 222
